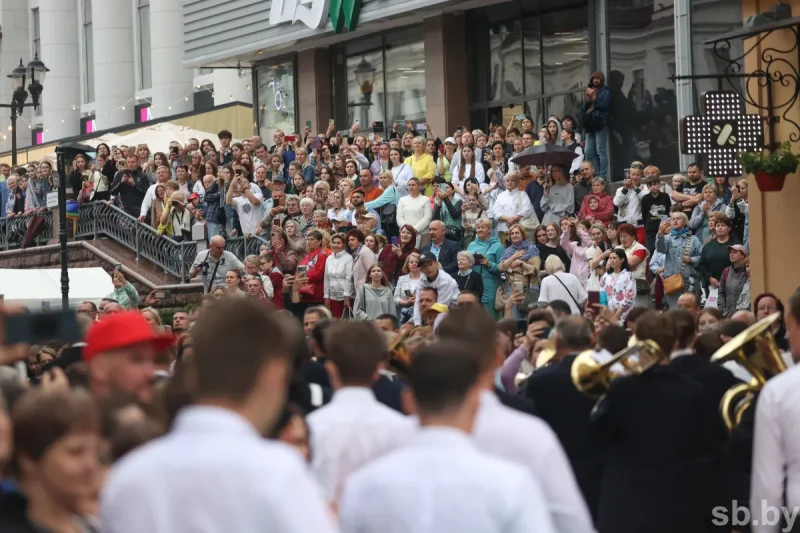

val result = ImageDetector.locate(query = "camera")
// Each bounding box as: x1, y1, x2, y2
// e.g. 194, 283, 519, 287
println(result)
235, 168, 243, 176
171, 146, 179, 155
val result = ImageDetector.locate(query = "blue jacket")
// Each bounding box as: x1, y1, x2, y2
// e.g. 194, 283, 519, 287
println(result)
656, 232, 703, 292
580, 85, 611, 133
0, 181, 8, 219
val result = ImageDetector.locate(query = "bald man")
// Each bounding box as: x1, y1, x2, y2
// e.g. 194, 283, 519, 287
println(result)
677, 293, 701, 320
189, 235, 244, 292
731, 310, 755, 326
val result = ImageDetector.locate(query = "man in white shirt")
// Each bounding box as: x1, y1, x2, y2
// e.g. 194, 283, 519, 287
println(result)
488, 172, 533, 238
412, 251, 460, 326
751, 292, 800, 533
339, 341, 555, 533
137, 165, 171, 222
307, 321, 413, 502
226, 176, 264, 236
101, 299, 337, 533
437, 306, 596, 533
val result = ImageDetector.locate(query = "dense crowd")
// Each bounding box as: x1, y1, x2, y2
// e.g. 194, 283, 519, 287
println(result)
0, 69, 793, 533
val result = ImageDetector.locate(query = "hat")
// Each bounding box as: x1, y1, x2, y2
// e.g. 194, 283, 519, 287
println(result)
418, 251, 437, 264
188, 192, 200, 201
444, 137, 456, 145
423, 302, 449, 314
83, 311, 175, 362
727, 244, 748, 256
273, 175, 285, 183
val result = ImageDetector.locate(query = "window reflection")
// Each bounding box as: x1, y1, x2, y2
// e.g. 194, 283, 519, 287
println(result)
346, 51, 384, 128
609, 0, 679, 176
690, 0, 744, 107
257, 60, 296, 147
521, 19, 542, 97
489, 21, 524, 102
541, 8, 589, 95
385, 39, 426, 126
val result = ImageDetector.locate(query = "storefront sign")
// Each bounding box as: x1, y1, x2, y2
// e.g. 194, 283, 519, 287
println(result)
269, 0, 361, 33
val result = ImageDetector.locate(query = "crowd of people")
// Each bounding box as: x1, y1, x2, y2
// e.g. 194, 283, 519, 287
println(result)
0, 69, 793, 533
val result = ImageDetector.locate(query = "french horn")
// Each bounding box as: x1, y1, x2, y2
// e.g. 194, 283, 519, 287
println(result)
710, 312, 786, 431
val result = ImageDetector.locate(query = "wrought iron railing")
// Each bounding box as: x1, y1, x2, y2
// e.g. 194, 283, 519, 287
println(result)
0, 211, 54, 250
74, 203, 271, 282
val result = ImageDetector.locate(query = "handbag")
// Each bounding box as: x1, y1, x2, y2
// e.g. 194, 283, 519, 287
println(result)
663, 236, 693, 295
636, 278, 650, 296
516, 192, 539, 234
445, 225, 463, 242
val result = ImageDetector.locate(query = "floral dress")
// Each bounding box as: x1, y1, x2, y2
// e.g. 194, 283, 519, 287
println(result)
600, 269, 636, 321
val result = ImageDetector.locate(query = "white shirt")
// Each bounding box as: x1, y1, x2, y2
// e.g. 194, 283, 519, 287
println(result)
412, 269, 461, 325
323, 250, 354, 300
613, 185, 648, 226
307, 387, 414, 502
139, 181, 168, 218
232, 195, 264, 235
397, 194, 433, 235
474, 392, 595, 533
339, 426, 556, 533
538, 272, 588, 315
488, 188, 533, 233
100, 406, 336, 533
751, 366, 800, 533
391, 163, 414, 197
450, 161, 487, 188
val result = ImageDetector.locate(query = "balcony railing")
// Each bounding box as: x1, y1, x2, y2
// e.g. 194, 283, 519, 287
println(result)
3, 203, 269, 283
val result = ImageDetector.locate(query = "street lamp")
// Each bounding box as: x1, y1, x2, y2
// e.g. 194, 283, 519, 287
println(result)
4, 54, 49, 165
353, 57, 376, 128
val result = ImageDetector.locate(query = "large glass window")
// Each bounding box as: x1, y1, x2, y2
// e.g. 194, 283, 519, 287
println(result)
83, 0, 95, 103
343, 30, 425, 133
138, 0, 152, 90
690, 0, 744, 104
256, 59, 297, 147
608, 0, 679, 176
489, 21, 524, 102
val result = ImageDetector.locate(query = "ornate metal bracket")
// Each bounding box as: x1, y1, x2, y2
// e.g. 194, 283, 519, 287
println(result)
705, 16, 800, 150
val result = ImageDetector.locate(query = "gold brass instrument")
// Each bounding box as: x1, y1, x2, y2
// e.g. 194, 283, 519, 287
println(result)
387, 328, 413, 379
571, 340, 666, 397
534, 340, 557, 370
710, 312, 786, 431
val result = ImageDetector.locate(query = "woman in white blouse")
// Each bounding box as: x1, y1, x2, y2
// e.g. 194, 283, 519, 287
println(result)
600, 248, 636, 320
397, 178, 433, 248
390, 147, 414, 197
323, 233, 354, 318
451, 146, 486, 197
393, 252, 422, 325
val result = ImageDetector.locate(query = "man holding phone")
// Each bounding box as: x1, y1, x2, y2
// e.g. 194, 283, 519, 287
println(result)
110, 154, 150, 218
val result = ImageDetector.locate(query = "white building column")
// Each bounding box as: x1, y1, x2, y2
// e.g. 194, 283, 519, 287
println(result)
0, 0, 32, 154
212, 69, 252, 106
39, 0, 81, 141
150, 0, 193, 118
674, 0, 695, 171
93, 0, 134, 129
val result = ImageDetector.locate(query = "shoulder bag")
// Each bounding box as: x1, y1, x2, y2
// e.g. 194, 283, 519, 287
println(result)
663, 236, 692, 295
551, 273, 583, 311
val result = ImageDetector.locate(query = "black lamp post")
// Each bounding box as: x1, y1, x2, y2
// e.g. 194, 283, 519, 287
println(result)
3, 54, 49, 165
353, 57, 376, 127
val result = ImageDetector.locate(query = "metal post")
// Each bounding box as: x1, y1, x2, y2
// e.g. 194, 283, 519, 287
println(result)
10, 104, 17, 166
135, 224, 141, 260
55, 147, 69, 309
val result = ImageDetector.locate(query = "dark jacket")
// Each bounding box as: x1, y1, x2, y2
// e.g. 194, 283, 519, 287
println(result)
580, 82, 611, 133
372, 374, 406, 414
592, 365, 713, 533
525, 354, 606, 521
718, 264, 748, 318
110, 167, 150, 217
525, 179, 546, 223
455, 269, 484, 298
421, 238, 460, 277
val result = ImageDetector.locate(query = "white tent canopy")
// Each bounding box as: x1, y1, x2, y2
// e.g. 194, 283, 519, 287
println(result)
82, 122, 239, 151
0, 268, 114, 310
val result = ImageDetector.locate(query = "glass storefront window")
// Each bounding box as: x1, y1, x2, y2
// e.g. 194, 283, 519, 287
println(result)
690, 0, 744, 104
608, 0, 679, 177
541, 7, 589, 96
343, 30, 425, 134
385, 38, 426, 126
256, 59, 296, 148
489, 21, 524, 102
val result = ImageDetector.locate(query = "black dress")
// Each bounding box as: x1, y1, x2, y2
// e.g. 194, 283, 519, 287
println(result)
538, 244, 572, 272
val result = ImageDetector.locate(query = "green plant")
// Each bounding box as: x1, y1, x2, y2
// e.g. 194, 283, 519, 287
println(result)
739, 142, 800, 175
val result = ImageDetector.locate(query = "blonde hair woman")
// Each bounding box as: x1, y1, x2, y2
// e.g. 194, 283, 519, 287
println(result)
537, 255, 587, 315
498, 224, 541, 318
140, 308, 163, 329
466, 217, 505, 317
404, 136, 436, 196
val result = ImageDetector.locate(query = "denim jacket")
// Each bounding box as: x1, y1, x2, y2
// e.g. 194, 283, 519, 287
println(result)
656, 232, 703, 291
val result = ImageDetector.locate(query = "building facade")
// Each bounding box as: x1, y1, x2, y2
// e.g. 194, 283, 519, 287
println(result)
182, 0, 744, 179
0, 0, 251, 154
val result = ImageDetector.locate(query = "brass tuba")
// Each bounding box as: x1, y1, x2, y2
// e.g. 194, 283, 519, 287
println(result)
387, 328, 413, 379
710, 312, 786, 431
571, 339, 666, 397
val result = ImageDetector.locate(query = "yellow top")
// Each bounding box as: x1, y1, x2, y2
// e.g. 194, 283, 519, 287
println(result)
404, 153, 436, 196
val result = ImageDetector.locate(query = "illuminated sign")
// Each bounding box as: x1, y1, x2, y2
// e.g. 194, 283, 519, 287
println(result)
681, 91, 764, 177
269, 0, 362, 34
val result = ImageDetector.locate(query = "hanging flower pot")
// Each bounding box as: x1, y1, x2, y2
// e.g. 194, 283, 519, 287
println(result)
754, 171, 787, 192
739, 142, 800, 193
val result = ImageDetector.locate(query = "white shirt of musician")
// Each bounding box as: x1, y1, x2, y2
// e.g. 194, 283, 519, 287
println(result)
339, 426, 556, 533
751, 365, 800, 533
307, 386, 414, 502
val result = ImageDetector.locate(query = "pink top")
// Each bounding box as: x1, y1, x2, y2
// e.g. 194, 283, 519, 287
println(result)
560, 228, 593, 288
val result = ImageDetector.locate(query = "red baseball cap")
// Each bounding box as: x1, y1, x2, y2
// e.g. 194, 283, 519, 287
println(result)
83, 311, 176, 362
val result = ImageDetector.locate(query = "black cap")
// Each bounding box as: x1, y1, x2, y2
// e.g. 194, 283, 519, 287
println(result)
418, 251, 437, 264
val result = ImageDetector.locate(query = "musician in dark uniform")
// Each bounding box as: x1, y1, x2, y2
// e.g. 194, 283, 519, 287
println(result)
524, 316, 606, 522
592, 311, 712, 533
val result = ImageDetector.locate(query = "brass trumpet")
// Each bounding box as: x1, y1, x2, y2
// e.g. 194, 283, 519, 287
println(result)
571, 340, 666, 397
710, 312, 786, 431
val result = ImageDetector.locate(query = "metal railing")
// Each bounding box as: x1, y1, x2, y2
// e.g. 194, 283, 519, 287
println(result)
74, 203, 270, 281
0, 211, 54, 250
